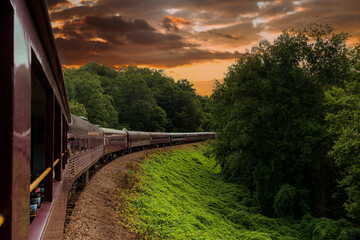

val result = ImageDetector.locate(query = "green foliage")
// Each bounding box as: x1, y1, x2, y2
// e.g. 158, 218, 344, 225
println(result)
116, 144, 359, 239
298, 215, 360, 240
68, 99, 87, 118
212, 24, 355, 217
121, 144, 300, 239
64, 63, 210, 131
325, 66, 360, 221
64, 68, 118, 128
274, 184, 297, 218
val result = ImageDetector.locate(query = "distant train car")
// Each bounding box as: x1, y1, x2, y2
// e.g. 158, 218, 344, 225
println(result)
186, 133, 199, 142
102, 127, 128, 158
150, 132, 170, 146
209, 132, 217, 139
199, 132, 216, 140
197, 132, 208, 141
68, 115, 103, 179
170, 133, 186, 144
126, 131, 151, 150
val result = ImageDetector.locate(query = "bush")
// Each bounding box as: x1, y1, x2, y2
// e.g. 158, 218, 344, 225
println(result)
274, 184, 297, 218
298, 215, 360, 240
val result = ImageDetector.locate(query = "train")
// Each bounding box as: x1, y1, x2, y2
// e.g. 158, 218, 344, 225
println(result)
67, 114, 216, 182
0, 1, 216, 239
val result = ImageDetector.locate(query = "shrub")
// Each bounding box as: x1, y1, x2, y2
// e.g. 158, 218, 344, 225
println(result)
274, 184, 297, 218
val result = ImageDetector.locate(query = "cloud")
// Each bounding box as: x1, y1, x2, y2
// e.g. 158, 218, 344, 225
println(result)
49, 0, 360, 70
265, 0, 360, 41
162, 16, 191, 31
206, 30, 241, 40
46, 0, 71, 9
258, 0, 296, 17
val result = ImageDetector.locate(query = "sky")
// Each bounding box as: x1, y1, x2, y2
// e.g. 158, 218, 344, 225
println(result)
46, 0, 360, 95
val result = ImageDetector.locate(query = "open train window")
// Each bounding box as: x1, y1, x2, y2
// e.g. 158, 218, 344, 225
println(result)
31, 73, 46, 179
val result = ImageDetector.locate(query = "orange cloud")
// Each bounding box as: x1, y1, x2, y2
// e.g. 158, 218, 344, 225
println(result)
162, 16, 191, 31
164, 16, 191, 25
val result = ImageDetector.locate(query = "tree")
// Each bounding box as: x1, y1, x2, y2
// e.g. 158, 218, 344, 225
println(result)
212, 24, 354, 217
64, 63, 209, 132
64, 68, 118, 128
68, 99, 87, 118
325, 63, 360, 221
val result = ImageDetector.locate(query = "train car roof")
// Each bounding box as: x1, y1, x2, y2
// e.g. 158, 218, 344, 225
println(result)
70, 114, 101, 132
126, 131, 151, 135
149, 132, 170, 135
28, 0, 71, 121
169, 133, 186, 135
101, 127, 127, 134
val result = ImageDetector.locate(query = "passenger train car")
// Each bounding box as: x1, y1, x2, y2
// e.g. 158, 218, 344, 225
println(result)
0, 1, 216, 239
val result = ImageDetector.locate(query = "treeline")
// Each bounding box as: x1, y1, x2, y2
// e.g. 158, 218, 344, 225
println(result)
212, 23, 360, 223
64, 63, 214, 132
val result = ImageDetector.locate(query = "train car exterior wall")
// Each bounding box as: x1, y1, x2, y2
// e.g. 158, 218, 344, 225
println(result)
0, 0, 71, 239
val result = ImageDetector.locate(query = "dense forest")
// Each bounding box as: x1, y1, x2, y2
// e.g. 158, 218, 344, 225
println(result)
65, 23, 360, 236
64, 64, 213, 132
212, 23, 360, 229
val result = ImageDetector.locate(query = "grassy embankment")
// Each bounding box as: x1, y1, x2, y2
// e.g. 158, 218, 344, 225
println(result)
115, 143, 359, 239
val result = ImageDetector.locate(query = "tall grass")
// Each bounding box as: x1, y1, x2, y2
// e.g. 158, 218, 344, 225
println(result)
116, 144, 360, 239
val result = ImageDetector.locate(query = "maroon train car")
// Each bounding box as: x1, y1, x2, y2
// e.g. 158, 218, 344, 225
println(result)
102, 127, 128, 158
185, 132, 199, 142
0, 0, 71, 239
170, 133, 187, 143
126, 131, 151, 150
150, 132, 171, 146
68, 115, 104, 180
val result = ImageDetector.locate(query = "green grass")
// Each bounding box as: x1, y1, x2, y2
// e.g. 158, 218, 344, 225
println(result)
116, 143, 360, 239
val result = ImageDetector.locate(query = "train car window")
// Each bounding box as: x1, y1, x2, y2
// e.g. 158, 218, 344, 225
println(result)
84, 138, 88, 150
69, 140, 74, 156
110, 138, 124, 144
74, 138, 79, 154
81, 138, 84, 151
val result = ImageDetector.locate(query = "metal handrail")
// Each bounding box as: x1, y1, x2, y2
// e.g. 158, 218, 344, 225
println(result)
53, 158, 60, 167
29, 167, 51, 192
29, 152, 65, 192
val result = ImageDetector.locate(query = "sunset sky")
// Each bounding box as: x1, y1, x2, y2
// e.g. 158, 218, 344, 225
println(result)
46, 0, 360, 95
